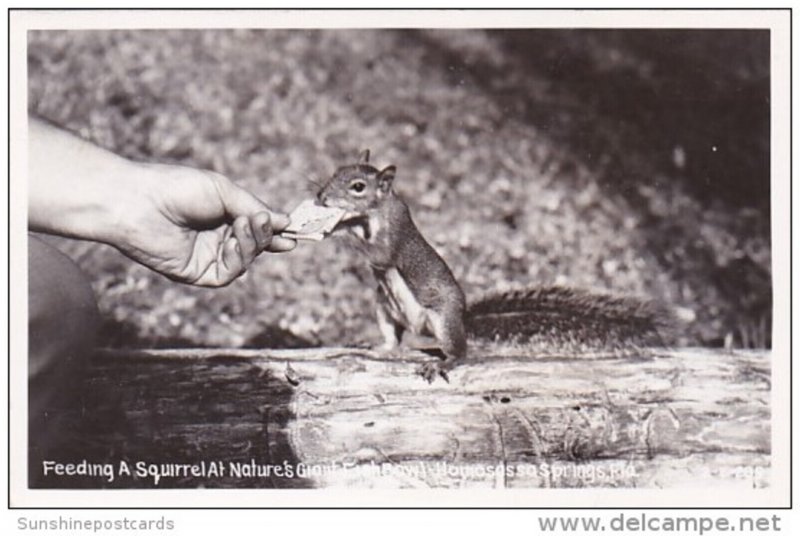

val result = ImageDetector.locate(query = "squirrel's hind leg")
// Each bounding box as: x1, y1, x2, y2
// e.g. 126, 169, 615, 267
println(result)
418, 310, 467, 383
375, 287, 405, 351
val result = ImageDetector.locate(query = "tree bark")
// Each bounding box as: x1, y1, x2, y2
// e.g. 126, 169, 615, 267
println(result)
49, 347, 770, 489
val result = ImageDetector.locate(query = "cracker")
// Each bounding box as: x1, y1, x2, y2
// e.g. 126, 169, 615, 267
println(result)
281, 199, 346, 241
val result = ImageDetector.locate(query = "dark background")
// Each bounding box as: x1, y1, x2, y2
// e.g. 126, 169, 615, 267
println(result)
27, 29, 772, 350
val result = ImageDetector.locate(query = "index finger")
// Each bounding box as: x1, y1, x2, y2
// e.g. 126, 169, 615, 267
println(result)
251, 211, 296, 254
215, 174, 290, 232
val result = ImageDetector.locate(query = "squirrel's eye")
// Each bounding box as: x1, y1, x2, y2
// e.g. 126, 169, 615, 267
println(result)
350, 181, 367, 194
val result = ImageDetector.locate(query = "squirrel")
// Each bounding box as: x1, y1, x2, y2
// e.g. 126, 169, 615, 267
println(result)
316, 151, 670, 383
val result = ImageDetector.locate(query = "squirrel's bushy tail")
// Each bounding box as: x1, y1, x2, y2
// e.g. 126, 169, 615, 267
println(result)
466, 286, 672, 355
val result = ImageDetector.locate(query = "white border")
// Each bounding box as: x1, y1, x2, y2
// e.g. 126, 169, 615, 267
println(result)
8, 8, 791, 508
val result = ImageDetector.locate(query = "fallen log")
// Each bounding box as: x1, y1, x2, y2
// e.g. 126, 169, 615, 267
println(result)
37, 347, 770, 491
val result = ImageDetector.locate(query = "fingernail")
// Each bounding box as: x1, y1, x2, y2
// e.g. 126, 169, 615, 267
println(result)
235, 241, 241, 255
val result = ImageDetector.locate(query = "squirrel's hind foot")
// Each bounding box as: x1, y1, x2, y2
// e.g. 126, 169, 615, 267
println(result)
417, 361, 450, 384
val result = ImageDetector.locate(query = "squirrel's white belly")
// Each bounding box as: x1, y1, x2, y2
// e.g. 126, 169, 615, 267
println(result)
382, 268, 431, 335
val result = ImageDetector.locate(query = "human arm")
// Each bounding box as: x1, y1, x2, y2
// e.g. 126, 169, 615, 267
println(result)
28, 115, 296, 286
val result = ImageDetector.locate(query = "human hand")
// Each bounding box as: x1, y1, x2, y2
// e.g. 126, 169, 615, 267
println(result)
28, 116, 295, 286
115, 164, 296, 287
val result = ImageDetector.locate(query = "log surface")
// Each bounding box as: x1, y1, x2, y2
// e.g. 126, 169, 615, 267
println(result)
40, 347, 770, 490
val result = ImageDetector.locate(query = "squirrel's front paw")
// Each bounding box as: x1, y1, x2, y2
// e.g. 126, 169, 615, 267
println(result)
417, 361, 450, 384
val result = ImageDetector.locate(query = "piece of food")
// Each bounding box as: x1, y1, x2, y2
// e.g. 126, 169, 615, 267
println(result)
281, 199, 346, 241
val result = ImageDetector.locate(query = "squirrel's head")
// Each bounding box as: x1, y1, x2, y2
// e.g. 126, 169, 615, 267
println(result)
316, 150, 396, 216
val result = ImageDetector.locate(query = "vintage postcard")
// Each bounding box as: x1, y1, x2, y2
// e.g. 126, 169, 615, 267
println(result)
7, 9, 790, 508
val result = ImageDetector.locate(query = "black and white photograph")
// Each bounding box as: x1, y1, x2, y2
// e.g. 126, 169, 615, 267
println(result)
8, 9, 790, 508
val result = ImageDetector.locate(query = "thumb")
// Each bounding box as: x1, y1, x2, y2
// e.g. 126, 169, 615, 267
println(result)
215, 175, 290, 231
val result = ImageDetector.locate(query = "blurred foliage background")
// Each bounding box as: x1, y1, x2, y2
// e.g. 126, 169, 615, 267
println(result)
27, 29, 772, 350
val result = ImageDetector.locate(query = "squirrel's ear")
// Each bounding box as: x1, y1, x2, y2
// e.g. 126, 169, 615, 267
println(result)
377, 165, 396, 192
357, 149, 370, 164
